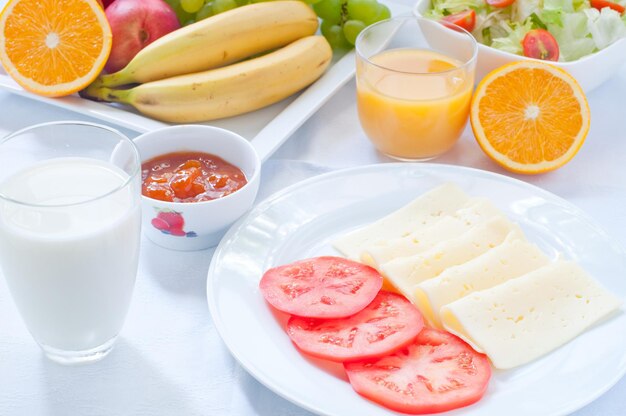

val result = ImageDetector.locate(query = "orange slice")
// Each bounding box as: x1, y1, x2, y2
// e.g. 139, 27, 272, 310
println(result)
0, 0, 112, 97
470, 61, 590, 174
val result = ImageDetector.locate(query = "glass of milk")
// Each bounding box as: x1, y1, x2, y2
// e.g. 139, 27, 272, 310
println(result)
0, 121, 141, 364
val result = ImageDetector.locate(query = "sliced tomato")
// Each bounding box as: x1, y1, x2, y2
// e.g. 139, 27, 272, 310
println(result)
287, 291, 424, 362
442, 10, 476, 32
522, 29, 559, 61
590, 0, 625, 13
259, 256, 383, 319
486, 0, 516, 7
345, 328, 491, 414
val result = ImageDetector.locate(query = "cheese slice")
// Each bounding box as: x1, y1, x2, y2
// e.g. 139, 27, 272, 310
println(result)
441, 260, 623, 369
415, 238, 550, 327
332, 183, 469, 260
363, 198, 505, 268
380, 217, 523, 303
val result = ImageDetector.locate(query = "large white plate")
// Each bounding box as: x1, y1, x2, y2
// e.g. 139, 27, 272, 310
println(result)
0, 2, 408, 161
207, 163, 626, 416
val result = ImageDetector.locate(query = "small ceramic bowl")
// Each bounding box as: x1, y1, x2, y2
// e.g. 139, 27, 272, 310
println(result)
414, 0, 626, 92
134, 125, 261, 251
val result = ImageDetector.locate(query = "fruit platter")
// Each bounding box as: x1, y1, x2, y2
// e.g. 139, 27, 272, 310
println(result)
0, 0, 625, 415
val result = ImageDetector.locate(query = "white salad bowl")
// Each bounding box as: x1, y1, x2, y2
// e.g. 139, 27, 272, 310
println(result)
134, 125, 261, 251
414, 0, 626, 92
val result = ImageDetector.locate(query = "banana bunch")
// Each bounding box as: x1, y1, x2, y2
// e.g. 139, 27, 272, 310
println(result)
84, 1, 332, 123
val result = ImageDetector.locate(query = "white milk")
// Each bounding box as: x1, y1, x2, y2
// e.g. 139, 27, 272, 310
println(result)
0, 157, 141, 352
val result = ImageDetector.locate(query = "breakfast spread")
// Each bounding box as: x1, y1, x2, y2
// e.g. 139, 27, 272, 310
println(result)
0, 0, 624, 414
141, 151, 247, 202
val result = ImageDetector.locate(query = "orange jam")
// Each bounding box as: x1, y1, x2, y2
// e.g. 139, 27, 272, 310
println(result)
141, 152, 247, 203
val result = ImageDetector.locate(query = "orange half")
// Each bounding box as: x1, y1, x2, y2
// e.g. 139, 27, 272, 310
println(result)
0, 0, 112, 97
470, 61, 591, 174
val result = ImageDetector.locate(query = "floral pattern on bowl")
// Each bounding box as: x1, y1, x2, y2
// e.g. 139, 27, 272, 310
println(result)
151, 209, 197, 238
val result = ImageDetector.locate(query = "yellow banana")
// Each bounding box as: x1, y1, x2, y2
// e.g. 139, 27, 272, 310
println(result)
85, 36, 332, 123
95, 1, 319, 88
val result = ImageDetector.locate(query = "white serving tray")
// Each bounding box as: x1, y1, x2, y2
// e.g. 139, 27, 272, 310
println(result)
0, 1, 409, 161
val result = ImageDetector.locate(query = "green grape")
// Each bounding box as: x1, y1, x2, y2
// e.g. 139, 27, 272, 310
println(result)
303, 0, 323, 4
346, 0, 378, 23
181, 0, 205, 13
234, 0, 250, 5
364, 3, 390, 25
321, 20, 352, 49
196, 2, 214, 20
213, 0, 237, 14
171, 2, 195, 25
313, 0, 342, 25
342, 19, 365, 45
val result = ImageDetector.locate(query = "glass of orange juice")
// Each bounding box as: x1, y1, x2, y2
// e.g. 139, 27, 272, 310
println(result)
355, 16, 477, 161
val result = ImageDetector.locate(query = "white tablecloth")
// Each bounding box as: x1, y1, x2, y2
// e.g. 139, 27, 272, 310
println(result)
1, 13, 626, 416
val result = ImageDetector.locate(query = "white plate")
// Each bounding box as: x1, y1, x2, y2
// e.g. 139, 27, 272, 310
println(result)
0, 1, 408, 161
207, 163, 626, 416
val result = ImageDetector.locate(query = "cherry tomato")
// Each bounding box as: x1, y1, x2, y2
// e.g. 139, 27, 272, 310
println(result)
590, 0, 625, 13
522, 29, 559, 61
259, 256, 383, 319
345, 328, 492, 414
486, 0, 516, 7
287, 291, 424, 362
442, 10, 476, 32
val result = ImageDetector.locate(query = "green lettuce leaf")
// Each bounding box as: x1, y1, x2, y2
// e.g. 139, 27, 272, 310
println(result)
426, 0, 486, 18
547, 12, 595, 60
490, 18, 534, 55
512, 0, 541, 22
585, 7, 626, 50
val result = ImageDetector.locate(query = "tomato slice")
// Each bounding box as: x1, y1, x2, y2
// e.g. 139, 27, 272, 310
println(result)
345, 328, 491, 414
590, 0, 625, 13
441, 10, 476, 32
486, 0, 516, 7
287, 291, 424, 362
522, 29, 559, 61
260, 256, 383, 319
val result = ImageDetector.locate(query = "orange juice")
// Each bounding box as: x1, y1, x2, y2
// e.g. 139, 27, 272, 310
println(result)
357, 48, 474, 160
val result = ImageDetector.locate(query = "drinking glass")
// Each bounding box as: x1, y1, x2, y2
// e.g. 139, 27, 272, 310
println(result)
355, 16, 477, 161
0, 121, 141, 364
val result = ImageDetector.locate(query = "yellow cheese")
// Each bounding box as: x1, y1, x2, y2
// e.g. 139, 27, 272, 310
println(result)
362, 198, 505, 268
380, 217, 523, 303
415, 238, 549, 327
332, 183, 469, 260
441, 260, 623, 369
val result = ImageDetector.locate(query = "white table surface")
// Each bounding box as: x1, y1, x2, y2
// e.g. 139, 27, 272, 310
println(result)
1, 6, 626, 415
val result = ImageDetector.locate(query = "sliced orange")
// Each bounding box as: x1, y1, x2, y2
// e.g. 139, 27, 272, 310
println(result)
470, 61, 590, 174
0, 0, 112, 97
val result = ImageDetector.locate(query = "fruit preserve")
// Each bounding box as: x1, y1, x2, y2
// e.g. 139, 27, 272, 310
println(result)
141, 151, 247, 202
